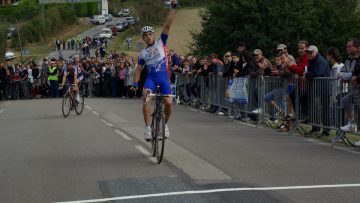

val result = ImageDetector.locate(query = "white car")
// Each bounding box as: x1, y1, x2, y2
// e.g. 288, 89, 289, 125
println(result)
115, 23, 125, 32
5, 51, 15, 60
119, 9, 131, 17
125, 17, 135, 25
90, 15, 106, 24
99, 28, 112, 39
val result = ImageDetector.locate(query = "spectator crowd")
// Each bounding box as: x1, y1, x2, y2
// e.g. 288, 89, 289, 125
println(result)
2, 37, 360, 145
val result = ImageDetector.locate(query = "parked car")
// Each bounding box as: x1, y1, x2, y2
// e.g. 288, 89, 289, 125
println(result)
106, 24, 118, 36
122, 20, 129, 29
104, 14, 113, 22
99, 28, 113, 39
115, 23, 125, 32
117, 8, 131, 17
5, 51, 15, 60
90, 15, 106, 24
125, 17, 135, 25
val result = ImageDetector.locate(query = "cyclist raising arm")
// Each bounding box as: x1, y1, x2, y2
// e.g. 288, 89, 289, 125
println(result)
132, 0, 177, 141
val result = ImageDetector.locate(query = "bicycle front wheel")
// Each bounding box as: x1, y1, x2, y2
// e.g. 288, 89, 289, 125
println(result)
156, 113, 166, 164
62, 93, 72, 118
75, 94, 84, 115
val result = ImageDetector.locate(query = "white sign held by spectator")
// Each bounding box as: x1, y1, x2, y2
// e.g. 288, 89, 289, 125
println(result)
228, 77, 248, 104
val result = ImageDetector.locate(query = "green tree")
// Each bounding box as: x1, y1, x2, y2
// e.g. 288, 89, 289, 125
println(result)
191, 0, 360, 57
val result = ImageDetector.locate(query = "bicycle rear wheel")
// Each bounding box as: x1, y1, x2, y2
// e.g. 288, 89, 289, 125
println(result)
150, 115, 156, 157
75, 94, 84, 115
156, 113, 166, 164
62, 93, 72, 118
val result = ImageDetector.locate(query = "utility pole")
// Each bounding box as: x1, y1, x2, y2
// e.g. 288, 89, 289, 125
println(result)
16, 19, 23, 63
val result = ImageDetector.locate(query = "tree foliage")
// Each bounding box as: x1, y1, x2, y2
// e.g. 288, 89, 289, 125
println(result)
191, 0, 360, 58
0, 25, 7, 62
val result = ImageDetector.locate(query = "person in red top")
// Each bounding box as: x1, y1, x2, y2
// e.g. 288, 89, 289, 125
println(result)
287, 40, 309, 77
282, 41, 310, 130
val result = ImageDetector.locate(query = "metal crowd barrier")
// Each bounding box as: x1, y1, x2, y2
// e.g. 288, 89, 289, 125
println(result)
174, 74, 360, 147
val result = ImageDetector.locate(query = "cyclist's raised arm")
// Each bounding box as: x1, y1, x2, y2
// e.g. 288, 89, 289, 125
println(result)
162, 0, 177, 35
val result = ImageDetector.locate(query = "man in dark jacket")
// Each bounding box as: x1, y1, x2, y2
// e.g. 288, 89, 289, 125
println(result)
305, 45, 331, 137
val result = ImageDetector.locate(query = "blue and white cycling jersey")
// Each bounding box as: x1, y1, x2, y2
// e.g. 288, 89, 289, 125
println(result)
138, 33, 171, 94
63, 65, 83, 82
138, 33, 169, 75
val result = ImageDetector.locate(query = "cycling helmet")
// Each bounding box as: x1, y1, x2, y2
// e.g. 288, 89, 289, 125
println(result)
140, 26, 155, 35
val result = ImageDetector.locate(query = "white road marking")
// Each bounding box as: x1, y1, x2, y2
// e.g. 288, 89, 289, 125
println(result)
124, 126, 231, 181
100, 119, 114, 127
85, 105, 93, 111
92, 111, 99, 116
134, 145, 157, 163
55, 183, 360, 203
114, 129, 132, 141
0, 108, 4, 114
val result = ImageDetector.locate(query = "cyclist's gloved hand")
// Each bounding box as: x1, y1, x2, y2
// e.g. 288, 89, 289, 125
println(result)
171, 0, 177, 9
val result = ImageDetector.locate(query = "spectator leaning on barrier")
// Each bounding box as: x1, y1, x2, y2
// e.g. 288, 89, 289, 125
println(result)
287, 40, 309, 77
327, 47, 344, 78
222, 53, 243, 78
208, 53, 224, 113
208, 53, 223, 76
252, 49, 273, 114
253, 49, 273, 76
305, 45, 331, 137
277, 44, 296, 63
221, 51, 232, 74
278, 51, 299, 131
340, 38, 360, 134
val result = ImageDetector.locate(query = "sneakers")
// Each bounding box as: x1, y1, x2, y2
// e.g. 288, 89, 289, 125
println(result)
340, 122, 358, 132
217, 112, 225, 116
144, 126, 152, 141
165, 124, 170, 138
251, 108, 263, 114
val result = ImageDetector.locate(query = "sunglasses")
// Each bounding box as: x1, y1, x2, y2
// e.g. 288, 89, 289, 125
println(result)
224, 55, 231, 57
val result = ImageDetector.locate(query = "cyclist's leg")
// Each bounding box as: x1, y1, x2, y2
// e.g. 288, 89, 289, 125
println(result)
143, 76, 155, 126
75, 75, 84, 101
158, 75, 172, 124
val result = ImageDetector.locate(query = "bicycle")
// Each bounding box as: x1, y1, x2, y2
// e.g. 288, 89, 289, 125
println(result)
147, 86, 175, 164
61, 83, 84, 118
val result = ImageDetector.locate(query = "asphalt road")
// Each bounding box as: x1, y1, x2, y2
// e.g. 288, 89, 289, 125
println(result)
1, 98, 360, 203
